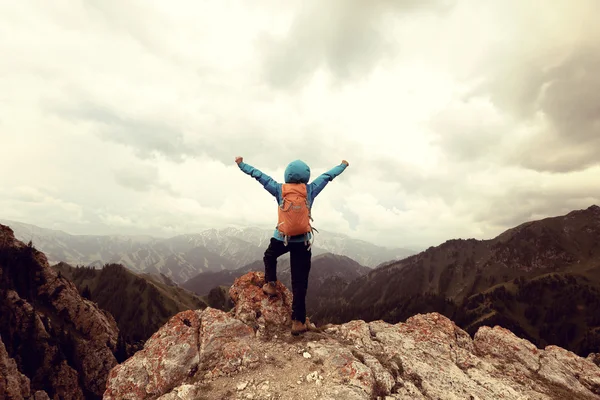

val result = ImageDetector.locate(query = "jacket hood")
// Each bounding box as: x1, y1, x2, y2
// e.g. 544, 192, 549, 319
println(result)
284, 160, 310, 183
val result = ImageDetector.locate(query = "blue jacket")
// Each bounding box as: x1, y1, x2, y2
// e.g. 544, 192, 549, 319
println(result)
238, 159, 347, 242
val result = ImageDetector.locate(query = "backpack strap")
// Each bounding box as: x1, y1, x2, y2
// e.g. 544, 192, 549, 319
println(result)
305, 184, 316, 250
279, 201, 292, 211
306, 227, 318, 251
277, 222, 290, 246
306, 198, 314, 222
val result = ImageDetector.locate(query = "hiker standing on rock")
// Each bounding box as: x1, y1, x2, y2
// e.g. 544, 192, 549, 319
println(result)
235, 156, 349, 335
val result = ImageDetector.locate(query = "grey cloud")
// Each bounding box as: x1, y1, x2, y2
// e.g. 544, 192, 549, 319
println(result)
82, 0, 177, 61
113, 166, 176, 195
372, 156, 468, 205
429, 101, 510, 163
10, 0, 599, 251
340, 203, 360, 230
57, 102, 191, 163
1, 188, 85, 228
472, 184, 600, 232
50, 98, 360, 173
338, 152, 600, 245
477, 46, 600, 173
11, 188, 45, 203
541, 51, 600, 142
183, 114, 363, 173
260, 0, 456, 89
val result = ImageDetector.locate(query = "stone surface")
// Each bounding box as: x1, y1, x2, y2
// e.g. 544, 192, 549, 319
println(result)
104, 308, 259, 399
104, 309, 202, 399
104, 271, 600, 400
229, 271, 293, 335
199, 307, 259, 377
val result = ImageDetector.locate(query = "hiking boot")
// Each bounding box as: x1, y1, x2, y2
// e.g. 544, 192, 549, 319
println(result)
291, 320, 308, 336
305, 317, 314, 330
262, 281, 277, 296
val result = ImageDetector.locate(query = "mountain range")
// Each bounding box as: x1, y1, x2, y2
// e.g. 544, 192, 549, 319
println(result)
312, 205, 600, 357
3, 207, 600, 398
0, 220, 414, 283
8, 206, 599, 358
181, 252, 370, 299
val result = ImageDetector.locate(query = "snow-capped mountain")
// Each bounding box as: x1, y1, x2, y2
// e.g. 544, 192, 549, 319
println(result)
0, 220, 234, 283
178, 226, 414, 268
1, 219, 415, 283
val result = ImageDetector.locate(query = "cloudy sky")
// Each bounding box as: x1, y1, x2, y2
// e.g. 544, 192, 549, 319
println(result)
1, 0, 599, 249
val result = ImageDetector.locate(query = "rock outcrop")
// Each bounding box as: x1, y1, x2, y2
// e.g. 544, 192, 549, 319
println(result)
0, 224, 119, 399
228, 271, 294, 336
0, 335, 50, 400
104, 271, 600, 400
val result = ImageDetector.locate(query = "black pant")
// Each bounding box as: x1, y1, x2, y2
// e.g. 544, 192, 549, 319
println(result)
263, 237, 312, 322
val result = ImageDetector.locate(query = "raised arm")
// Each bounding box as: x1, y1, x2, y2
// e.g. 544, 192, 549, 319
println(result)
309, 160, 349, 199
235, 156, 280, 198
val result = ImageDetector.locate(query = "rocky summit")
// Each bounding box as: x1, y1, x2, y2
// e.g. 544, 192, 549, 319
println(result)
104, 271, 600, 400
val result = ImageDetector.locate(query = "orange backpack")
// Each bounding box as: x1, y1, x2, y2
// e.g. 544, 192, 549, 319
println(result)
277, 183, 314, 245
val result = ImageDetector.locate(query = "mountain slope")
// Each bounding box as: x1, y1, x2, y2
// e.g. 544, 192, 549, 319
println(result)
313, 205, 600, 357
166, 228, 269, 268
0, 224, 119, 399
456, 272, 600, 356
53, 263, 208, 344
181, 252, 370, 300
